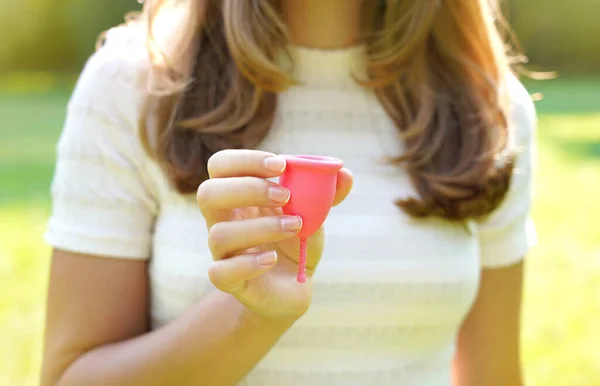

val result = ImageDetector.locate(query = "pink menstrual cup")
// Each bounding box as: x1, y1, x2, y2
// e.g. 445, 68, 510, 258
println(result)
278, 155, 344, 283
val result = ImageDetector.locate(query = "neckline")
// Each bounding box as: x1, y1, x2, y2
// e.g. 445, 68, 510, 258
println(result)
282, 44, 368, 88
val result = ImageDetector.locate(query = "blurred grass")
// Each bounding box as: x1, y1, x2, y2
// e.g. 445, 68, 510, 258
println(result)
0, 75, 599, 386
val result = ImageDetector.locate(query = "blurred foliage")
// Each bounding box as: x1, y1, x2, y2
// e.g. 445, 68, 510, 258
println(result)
509, 0, 600, 74
1, 79, 600, 385
0, 0, 598, 74
0, 0, 141, 73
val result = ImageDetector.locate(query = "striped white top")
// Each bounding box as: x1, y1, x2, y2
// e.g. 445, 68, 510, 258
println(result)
46, 26, 537, 386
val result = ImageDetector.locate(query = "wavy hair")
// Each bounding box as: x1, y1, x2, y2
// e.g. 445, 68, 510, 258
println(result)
128, 0, 526, 221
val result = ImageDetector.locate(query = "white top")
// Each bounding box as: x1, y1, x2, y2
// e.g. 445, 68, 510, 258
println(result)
45, 26, 537, 386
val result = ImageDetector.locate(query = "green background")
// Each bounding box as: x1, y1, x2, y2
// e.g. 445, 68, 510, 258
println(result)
1, 1, 599, 74
1, 1, 599, 385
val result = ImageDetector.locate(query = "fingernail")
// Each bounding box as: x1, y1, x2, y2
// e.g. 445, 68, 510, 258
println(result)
281, 216, 303, 232
268, 186, 290, 204
256, 251, 277, 266
263, 156, 286, 173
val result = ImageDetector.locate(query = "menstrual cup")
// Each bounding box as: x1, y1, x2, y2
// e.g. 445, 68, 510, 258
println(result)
278, 155, 344, 283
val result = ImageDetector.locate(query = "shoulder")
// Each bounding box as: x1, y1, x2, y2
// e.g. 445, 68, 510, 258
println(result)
90, 23, 149, 79
58, 23, 154, 166
69, 23, 150, 122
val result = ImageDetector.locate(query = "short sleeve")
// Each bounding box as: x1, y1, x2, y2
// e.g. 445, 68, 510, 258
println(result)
476, 74, 538, 268
44, 27, 158, 260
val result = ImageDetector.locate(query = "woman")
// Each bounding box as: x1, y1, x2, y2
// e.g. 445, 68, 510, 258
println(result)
41, 0, 537, 385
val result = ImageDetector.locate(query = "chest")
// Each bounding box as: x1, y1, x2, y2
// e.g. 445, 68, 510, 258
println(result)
148, 182, 482, 334
146, 88, 483, 352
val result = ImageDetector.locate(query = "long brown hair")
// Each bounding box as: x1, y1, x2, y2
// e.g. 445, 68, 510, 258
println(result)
131, 0, 525, 222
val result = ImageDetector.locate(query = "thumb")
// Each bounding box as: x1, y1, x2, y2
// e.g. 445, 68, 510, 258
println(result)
333, 168, 353, 207
208, 250, 278, 294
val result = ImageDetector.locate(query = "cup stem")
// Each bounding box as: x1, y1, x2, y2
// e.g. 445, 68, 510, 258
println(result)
297, 237, 308, 283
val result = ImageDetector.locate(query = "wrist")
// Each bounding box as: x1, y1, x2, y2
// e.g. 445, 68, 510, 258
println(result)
239, 307, 298, 334
207, 290, 298, 336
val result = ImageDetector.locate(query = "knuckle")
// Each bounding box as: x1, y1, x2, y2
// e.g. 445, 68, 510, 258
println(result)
207, 223, 228, 255
196, 179, 214, 209
207, 263, 226, 289
259, 216, 288, 237
252, 217, 285, 237
207, 150, 226, 178
270, 216, 286, 233
207, 261, 246, 295
250, 178, 270, 202
230, 177, 268, 205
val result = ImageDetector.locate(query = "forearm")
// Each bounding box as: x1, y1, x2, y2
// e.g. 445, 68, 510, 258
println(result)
453, 263, 525, 386
55, 290, 294, 386
453, 334, 524, 386
452, 363, 524, 386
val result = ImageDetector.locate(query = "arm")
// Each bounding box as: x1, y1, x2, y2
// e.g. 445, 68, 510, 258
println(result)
41, 249, 293, 386
453, 261, 525, 386
453, 75, 537, 385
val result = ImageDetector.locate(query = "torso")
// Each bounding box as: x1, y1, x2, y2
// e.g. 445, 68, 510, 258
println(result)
146, 45, 482, 385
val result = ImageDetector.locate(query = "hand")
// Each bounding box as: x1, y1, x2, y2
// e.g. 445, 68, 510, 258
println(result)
197, 150, 353, 321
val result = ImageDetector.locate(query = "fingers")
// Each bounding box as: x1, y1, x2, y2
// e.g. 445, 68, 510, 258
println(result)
208, 215, 303, 259
207, 149, 287, 179
199, 151, 353, 215
199, 151, 353, 255
208, 250, 278, 294
197, 177, 290, 217
333, 168, 354, 207
199, 150, 290, 226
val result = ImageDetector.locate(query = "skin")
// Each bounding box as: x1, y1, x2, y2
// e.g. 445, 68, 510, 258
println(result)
42, 150, 353, 386
454, 263, 525, 386
283, 1, 526, 383
281, 0, 364, 48
41, 1, 525, 385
